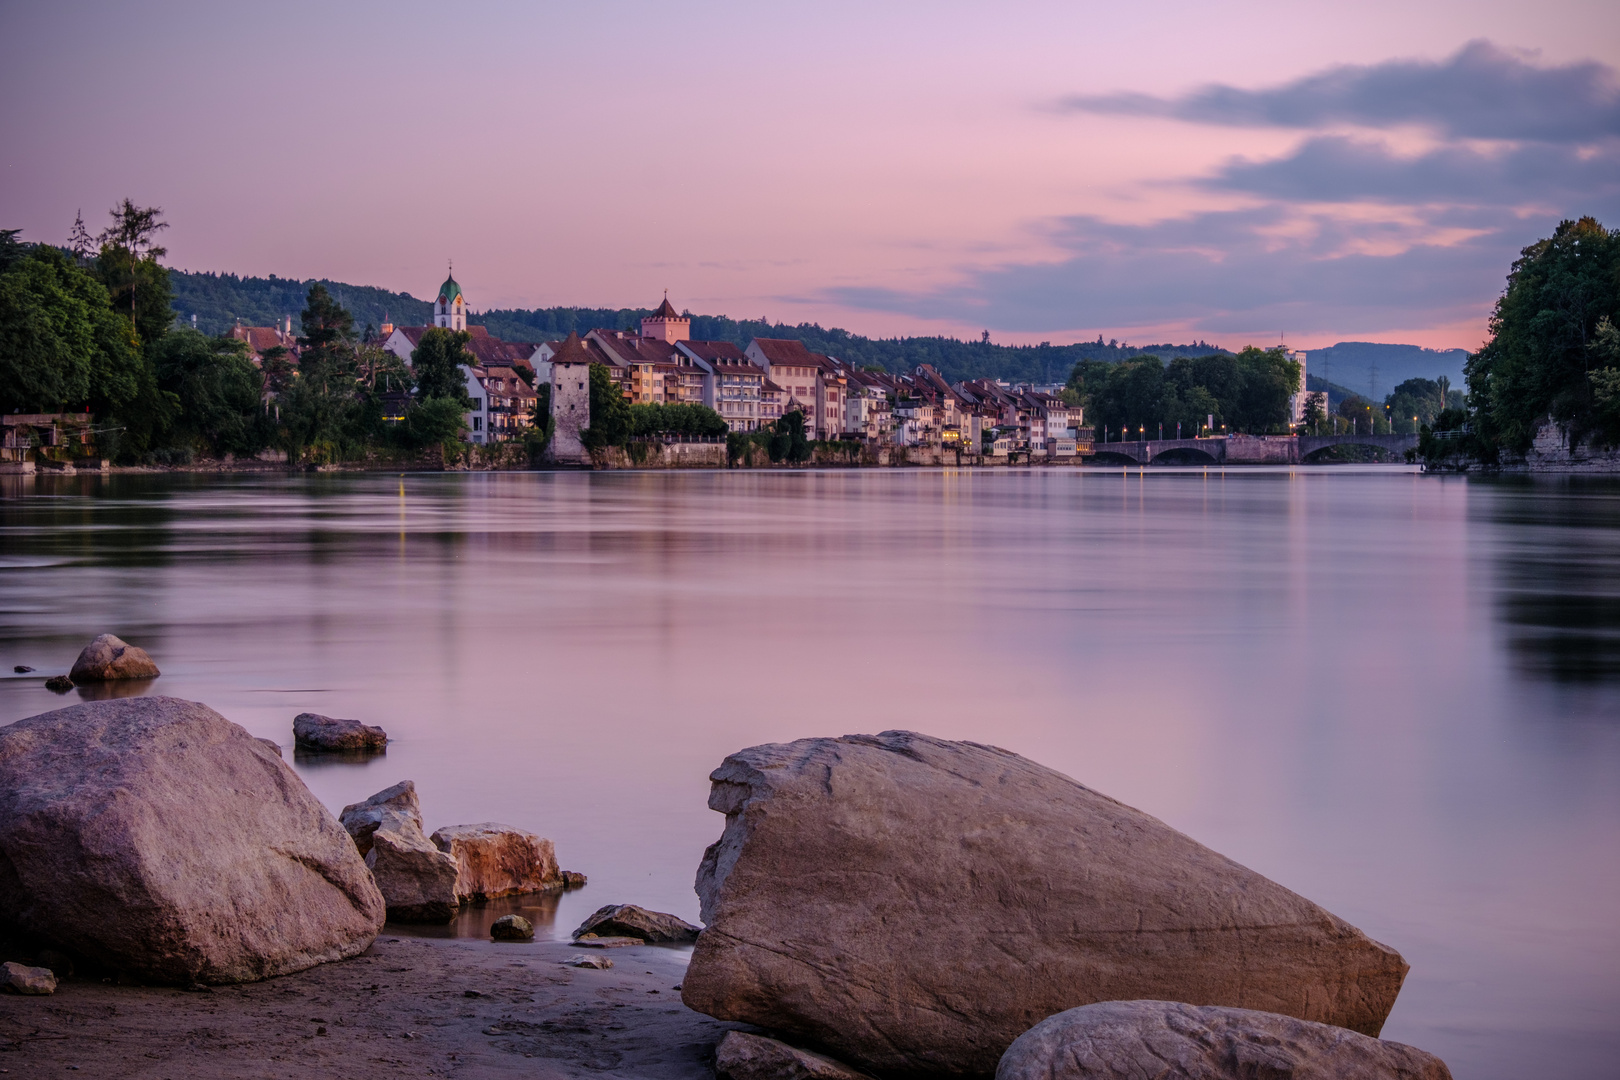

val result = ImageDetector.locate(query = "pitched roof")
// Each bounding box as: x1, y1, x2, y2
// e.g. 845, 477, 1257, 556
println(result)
549, 332, 594, 366
394, 325, 536, 368
649, 297, 681, 318
678, 340, 748, 363
750, 338, 815, 366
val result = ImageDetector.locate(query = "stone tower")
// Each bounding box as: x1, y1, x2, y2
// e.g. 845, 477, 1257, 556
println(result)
433, 266, 467, 331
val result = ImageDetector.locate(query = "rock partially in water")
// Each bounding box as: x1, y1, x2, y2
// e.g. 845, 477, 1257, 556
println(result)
562, 870, 588, 888
430, 823, 561, 902
564, 954, 613, 969
14, 665, 35, 673
0, 697, 384, 984
342, 782, 457, 924
996, 1001, 1453, 1080
573, 904, 700, 944
340, 781, 422, 857
490, 914, 534, 941
68, 634, 160, 682
293, 712, 387, 752
716, 1031, 877, 1080
1, 961, 57, 995
682, 731, 1410, 1080
44, 675, 73, 693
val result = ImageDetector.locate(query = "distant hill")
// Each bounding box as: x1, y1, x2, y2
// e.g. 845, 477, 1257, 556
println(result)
1306, 342, 1470, 401
168, 268, 1228, 383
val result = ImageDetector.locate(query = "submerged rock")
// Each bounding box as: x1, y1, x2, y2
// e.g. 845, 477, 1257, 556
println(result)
573, 904, 700, 944
293, 712, 387, 752
561, 870, 588, 888
490, 914, 534, 941
682, 731, 1410, 1080
0, 697, 384, 984
14, 665, 35, 673
43, 675, 73, 693
430, 823, 561, 902
1, 961, 57, 995
564, 954, 613, 969
996, 1001, 1453, 1080
68, 634, 159, 682
716, 1031, 877, 1080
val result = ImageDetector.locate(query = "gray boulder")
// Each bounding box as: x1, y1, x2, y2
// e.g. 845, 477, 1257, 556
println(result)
68, 634, 159, 682
490, 914, 534, 941
573, 903, 700, 943
682, 731, 1410, 1080
996, 1001, 1452, 1080
1, 961, 57, 995
0, 697, 384, 984
340, 780, 421, 857
293, 712, 387, 752
716, 1032, 877, 1080
430, 823, 561, 902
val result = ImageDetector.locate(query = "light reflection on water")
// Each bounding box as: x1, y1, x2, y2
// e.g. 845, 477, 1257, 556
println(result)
1, 467, 1617, 1080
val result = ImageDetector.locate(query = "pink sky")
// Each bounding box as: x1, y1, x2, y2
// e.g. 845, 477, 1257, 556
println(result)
3, 0, 1617, 351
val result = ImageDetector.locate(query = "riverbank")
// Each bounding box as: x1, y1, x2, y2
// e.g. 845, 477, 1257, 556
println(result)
0, 935, 722, 1079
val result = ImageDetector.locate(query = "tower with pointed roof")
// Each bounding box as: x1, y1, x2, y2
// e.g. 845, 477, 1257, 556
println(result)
640, 292, 689, 344
433, 264, 467, 331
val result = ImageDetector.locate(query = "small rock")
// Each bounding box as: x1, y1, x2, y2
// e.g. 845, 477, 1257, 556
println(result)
69, 634, 160, 682
572, 903, 700, 944
562, 870, 587, 888
490, 915, 534, 941
715, 1031, 876, 1080
564, 954, 613, 969
256, 738, 282, 758
1, 962, 57, 995
463, 989, 482, 998
316, 1025, 328, 1036
571, 935, 645, 948
44, 675, 74, 693
14, 665, 35, 673
996, 1001, 1454, 1080
293, 712, 387, 752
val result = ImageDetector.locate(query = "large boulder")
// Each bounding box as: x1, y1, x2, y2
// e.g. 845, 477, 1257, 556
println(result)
1, 961, 56, 995
682, 731, 1409, 1079
573, 903, 701, 943
996, 1001, 1452, 1080
293, 712, 387, 752
430, 823, 561, 902
340, 780, 422, 858
343, 782, 458, 922
68, 634, 159, 682
716, 1032, 877, 1080
0, 697, 384, 984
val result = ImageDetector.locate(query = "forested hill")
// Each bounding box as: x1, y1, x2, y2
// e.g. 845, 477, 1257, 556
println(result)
167, 268, 1225, 384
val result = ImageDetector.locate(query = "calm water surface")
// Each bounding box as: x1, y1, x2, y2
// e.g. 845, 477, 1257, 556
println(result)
1, 467, 1617, 1079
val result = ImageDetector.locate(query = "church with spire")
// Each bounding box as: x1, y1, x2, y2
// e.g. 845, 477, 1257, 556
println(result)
433, 265, 467, 331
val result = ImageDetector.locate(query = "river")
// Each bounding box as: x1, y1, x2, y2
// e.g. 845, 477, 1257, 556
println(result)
1, 466, 1616, 1078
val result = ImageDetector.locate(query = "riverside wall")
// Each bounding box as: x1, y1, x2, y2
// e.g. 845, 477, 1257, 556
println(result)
1502, 419, 1620, 473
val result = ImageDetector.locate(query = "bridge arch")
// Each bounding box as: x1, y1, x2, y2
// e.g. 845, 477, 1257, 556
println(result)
1149, 446, 1220, 465
1089, 449, 1145, 465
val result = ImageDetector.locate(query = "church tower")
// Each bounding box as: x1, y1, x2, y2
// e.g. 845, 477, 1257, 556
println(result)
640, 293, 689, 343
433, 265, 467, 331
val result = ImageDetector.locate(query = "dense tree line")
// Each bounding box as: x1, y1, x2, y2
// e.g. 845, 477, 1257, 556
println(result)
1067, 347, 1301, 437
580, 362, 728, 450
0, 204, 501, 465
1465, 216, 1620, 455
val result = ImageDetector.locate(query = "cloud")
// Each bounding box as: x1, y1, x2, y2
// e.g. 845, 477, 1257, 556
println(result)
1205, 135, 1620, 208
825, 208, 1522, 336
1061, 40, 1620, 144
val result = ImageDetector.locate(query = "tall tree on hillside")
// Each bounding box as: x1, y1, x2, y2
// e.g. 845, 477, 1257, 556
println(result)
296, 283, 356, 393
95, 200, 170, 347
68, 211, 96, 265
1468, 216, 1620, 452
410, 328, 474, 402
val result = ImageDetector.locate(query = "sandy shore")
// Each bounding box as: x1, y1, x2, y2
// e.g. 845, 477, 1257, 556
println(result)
0, 935, 733, 1079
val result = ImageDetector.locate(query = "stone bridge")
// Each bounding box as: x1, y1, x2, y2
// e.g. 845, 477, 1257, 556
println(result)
1088, 433, 1418, 465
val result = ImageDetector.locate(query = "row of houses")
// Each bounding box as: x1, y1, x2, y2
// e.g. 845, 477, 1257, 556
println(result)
230, 273, 1091, 459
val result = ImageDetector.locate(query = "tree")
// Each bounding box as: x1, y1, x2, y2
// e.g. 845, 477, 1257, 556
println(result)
771, 409, 810, 462
1468, 216, 1620, 452
409, 327, 473, 402
0, 244, 142, 416
68, 211, 96, 264
259, 345, 297, 398
150, 329, 267, 456
581, 362, 632, 449
296, 283, 356, 392
94, 199, 170, 347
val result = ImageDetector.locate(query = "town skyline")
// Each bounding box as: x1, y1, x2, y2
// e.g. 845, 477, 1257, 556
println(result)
3, 1, 1616, 353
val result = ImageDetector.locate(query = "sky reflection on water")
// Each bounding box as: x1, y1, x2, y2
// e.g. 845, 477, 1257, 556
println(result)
0, 467, 1616, 1080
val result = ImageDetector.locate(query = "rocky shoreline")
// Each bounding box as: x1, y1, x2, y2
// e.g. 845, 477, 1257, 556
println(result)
0, 640, 1455, 1079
